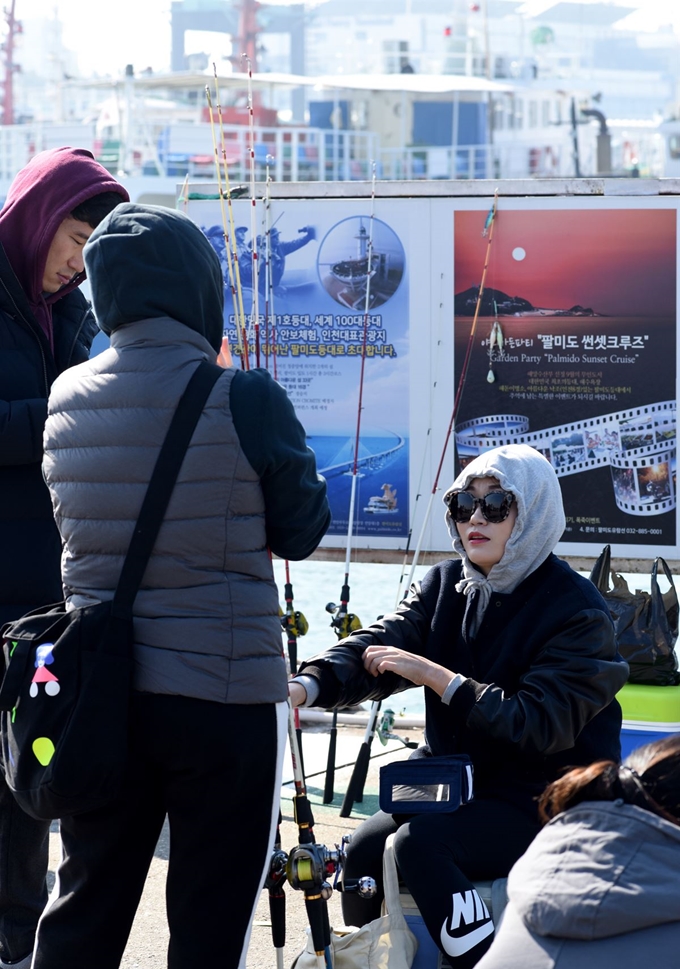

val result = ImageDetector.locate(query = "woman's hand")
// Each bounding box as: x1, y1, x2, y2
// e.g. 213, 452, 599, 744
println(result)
288, 680, 307, 708
362, 645, 455, 697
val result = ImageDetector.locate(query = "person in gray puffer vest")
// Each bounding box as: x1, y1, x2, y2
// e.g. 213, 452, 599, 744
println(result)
477, 734, 680, 969
35, 203, 331, 969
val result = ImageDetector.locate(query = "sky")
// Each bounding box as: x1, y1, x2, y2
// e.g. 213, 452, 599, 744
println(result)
18, 0, 680, 79
454, 208, 676, 317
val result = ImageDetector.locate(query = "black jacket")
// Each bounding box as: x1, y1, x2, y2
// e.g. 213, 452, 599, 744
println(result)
298, 555, 628, 813
0, 243, 97, 622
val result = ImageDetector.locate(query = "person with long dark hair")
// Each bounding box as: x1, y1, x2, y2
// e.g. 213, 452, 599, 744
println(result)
477, 734, 680, 968
289, 443, 628, 968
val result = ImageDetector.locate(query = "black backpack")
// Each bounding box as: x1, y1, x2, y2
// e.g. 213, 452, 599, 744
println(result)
0, 361, 221, 820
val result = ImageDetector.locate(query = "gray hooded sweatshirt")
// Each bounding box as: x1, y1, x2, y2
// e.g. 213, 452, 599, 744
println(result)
477, 800, 680, 969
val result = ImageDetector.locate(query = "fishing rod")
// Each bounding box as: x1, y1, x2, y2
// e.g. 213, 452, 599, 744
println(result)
265, 702, 377, 967
212, 65, 250, 369
340, 193, 500, 815
205, 83, 247, 365
264, 811, 288, 969
324, 164, 378, 806
281, 558, 309, 782
244, 54, 261, 367
262, 177, 310, 780
263, 157, 273, 371
401, 189, 500, 592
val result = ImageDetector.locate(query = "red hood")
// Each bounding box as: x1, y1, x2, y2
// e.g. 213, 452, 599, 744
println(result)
0, 146, 129, 337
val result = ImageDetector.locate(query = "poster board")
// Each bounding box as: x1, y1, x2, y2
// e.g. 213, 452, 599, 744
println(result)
185, 186, 679, 560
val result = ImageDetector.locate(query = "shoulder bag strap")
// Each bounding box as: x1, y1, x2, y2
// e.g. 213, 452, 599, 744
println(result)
111, 360, 222, 619
652, 557, 679, 636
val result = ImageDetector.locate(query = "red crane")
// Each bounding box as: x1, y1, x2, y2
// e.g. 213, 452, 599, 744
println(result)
2, 0, 21, 125
237, 0, 260, 74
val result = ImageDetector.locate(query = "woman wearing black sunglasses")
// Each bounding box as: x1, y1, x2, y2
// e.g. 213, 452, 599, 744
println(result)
290, 443, 628, 969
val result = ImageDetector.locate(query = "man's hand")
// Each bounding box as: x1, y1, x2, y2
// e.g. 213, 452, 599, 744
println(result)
362, 645, 455, 697
288, 680, 307, 707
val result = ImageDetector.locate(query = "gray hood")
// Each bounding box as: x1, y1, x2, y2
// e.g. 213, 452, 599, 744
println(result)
443, 444, 566, 633
508, 801, 680, 940
83, 202, 224, 352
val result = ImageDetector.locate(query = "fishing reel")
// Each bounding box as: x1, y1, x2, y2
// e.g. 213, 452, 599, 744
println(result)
268, 834, 376, 956
378, 708, 418, 749
325, 600, 363, 640
280, 607, 309, 640
284, 835, 377, 901
280, 582, 309, 639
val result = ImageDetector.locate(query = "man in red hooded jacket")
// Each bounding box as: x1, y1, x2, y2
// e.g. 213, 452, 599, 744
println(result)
0, 147, 128, 969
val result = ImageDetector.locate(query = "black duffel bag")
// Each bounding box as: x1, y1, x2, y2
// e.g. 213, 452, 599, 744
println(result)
0, 361, 221, 819
589, 544, 680, 687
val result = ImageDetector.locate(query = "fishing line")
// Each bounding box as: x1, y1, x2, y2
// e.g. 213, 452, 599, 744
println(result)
401, 189, 500, 592
244, 54, 261, 366
393, 266, 448, 607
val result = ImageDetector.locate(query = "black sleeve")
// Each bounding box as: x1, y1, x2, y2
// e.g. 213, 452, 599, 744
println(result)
230, 367, 331, 560
0, 397, 48, 466
296, 577, 437, 708
448, 609, 629, 756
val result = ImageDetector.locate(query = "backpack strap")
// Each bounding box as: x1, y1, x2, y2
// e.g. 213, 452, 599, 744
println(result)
111, 360, 223, 620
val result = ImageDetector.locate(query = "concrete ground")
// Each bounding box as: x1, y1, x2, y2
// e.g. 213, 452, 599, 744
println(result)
46, 722, 424, 969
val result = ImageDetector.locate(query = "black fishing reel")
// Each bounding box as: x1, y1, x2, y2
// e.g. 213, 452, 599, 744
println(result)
285, 835, 377, 901
268, 834, 376, 956
378, 708, 418, 749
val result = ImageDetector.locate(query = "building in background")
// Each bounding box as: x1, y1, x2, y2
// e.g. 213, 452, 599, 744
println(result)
0, 0, 679, 187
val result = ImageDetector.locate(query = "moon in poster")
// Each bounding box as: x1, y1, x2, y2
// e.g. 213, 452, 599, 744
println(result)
512, 247, 526, 261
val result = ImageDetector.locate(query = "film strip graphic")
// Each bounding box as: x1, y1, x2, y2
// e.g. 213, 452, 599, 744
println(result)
455, 401, 676, 517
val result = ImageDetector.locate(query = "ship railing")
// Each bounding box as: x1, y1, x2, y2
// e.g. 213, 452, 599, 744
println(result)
379, 142, 569, 180
0, 123, 97, 181
153, 121, 379, 182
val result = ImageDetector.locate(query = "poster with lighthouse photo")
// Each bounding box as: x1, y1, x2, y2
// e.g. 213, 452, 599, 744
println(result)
190, 196, 411, 542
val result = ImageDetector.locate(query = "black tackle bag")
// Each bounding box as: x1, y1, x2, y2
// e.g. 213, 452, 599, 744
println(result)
0, 362, 221, 819
589, 545, 680, 687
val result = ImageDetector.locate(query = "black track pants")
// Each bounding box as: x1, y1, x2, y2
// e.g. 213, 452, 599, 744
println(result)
0, 772, 50, 963
33, 693, 287, 969
342, 798, 540, 969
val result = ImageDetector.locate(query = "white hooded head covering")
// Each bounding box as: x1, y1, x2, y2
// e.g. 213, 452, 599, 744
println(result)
443, 444, 566, 636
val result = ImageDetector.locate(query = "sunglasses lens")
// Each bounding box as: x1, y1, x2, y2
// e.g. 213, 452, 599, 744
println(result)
450, 492, 476, 522
449, 491, 514, 523
481, 492, 511, 523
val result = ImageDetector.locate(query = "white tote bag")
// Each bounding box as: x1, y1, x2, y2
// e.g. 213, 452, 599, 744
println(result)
291, 834, 418, 969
